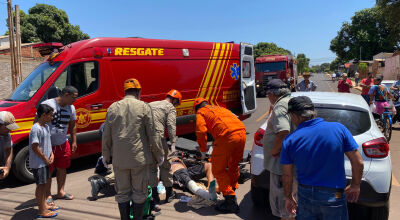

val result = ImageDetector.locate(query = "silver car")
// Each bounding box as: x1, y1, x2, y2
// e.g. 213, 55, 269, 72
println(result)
250, 92, 391, 220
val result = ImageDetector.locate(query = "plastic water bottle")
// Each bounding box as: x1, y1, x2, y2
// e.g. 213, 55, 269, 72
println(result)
157, 181, 166, 194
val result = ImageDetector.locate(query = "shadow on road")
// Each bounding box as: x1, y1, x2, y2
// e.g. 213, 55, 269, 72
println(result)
14, 198, 36, 210
237, 191, 279, 220
0, 153, 100, 190
10, 207, 36, 220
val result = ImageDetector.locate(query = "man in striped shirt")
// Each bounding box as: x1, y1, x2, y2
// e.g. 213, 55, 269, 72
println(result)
41, 86, 78, 203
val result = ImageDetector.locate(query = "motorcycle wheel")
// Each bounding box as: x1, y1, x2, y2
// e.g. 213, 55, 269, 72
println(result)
382, 117, 392, 142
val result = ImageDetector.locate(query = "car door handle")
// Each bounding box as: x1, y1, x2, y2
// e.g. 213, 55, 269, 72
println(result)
91, 104, 103, 110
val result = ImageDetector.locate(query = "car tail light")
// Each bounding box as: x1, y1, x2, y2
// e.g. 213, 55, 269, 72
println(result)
254, 128, 265, 146
362, 137, 389, 158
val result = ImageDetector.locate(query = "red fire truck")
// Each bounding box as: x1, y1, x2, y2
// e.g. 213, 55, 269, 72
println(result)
3, 38, 257, 182
255, 54, 297, 96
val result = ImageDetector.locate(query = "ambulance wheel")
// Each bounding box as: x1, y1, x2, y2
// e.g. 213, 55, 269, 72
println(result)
13, 146, 35, 183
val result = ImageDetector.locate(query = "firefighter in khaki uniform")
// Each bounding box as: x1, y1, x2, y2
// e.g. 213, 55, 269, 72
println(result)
102, 78, 164, 220
149, 90, 182, 208
194, 98, 246, 214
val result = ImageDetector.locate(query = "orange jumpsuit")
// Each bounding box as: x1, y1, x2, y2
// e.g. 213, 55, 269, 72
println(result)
196, 105, 246, 196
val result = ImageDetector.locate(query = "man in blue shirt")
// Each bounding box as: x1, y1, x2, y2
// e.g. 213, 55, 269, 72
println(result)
280, 96, 364, 219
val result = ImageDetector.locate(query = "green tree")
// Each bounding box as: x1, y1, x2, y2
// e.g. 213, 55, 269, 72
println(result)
297, 53, 310, 74
320, 63, 330, 72
358, 62, 368, 75
253, 42, 291, 59
330, 7, 397, 61
6, 4, 89, 44
376, 0, 400, 45
329, 58, 343, 71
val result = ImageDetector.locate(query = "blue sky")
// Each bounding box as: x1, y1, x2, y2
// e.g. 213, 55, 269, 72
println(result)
0, 0, 375, 65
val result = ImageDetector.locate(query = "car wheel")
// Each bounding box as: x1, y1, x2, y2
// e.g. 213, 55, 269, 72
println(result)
250, 185, 269, 209
13, 146, 35, 183
370, 202, 389, 220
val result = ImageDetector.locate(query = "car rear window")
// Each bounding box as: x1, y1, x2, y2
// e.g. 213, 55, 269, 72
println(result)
316, 108, 371, 136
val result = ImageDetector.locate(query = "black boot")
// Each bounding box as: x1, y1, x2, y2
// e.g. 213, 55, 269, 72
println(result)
118, 201, 131, 220
215, 195, 240, 214
132, 202, 145, 220
165, 187, 176, 203
151, 187, 161, 212
89, 176, 107, 199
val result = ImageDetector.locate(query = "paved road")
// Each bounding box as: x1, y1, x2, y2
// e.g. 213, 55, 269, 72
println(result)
0, 73, 399, 219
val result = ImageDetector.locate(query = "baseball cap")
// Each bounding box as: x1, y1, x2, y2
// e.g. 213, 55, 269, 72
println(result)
265, 79, 288, 91
0, 111, 19, 130
288, 96, 314, 113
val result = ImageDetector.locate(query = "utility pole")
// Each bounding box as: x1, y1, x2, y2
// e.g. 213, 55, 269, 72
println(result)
15, 5, 22, 84
360, 46, 362, 61
7, 0, 17, 90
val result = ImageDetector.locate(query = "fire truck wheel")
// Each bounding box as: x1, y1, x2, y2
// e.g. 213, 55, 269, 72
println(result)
13, 146, 35, 183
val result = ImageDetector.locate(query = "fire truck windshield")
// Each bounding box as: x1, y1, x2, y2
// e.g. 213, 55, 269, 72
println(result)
256, 61, 286, 72
7, 61, 62, 101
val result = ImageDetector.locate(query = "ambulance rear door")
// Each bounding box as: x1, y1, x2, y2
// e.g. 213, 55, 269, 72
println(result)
240, 43, 257, 115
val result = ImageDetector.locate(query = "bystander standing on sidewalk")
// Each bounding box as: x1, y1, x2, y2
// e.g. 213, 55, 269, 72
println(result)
0, 111, 19, 180
281, 96, 364, 220
354, 71, 360, 87
337, 73, 353, 93
360, 72, 374, 103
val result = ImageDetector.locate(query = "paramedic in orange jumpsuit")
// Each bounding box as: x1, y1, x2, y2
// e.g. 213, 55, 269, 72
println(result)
194, 98, 246, 214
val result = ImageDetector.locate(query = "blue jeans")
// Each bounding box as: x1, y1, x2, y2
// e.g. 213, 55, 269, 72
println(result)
297, 184, 348, 220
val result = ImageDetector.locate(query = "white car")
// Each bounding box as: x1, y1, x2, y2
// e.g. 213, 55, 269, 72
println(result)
381, 80, 396, 91
250, 92, 391, 219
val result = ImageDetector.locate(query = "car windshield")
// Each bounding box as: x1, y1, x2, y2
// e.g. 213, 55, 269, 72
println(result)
8, 62, 61, 101
256, 61, 286, 72
316, 107, 371, 136
382, 83, 393, 90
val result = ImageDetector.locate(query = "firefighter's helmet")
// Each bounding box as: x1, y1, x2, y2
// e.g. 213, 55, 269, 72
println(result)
123, 78, 141, 91
166, 89, 182, 105
193, 97, 208, 108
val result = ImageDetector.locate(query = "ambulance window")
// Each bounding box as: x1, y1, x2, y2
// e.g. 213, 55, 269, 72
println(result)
52, 61, 99, 98
242, 61, 251, 78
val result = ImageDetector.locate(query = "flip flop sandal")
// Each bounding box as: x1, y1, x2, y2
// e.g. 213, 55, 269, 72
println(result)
37, 211, 58, 218
46, 197, 54, 205
48, 205, 60, 211
57, 193, 74, 200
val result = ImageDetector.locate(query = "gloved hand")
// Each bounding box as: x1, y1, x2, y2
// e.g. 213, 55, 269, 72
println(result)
201, 152, 207, 160
157, 156, 164, 167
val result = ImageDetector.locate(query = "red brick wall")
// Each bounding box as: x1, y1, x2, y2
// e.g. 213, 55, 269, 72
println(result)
0, 45, 42, 58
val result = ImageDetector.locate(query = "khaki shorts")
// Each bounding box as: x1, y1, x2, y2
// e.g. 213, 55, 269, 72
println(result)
269, 172, 298, 218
